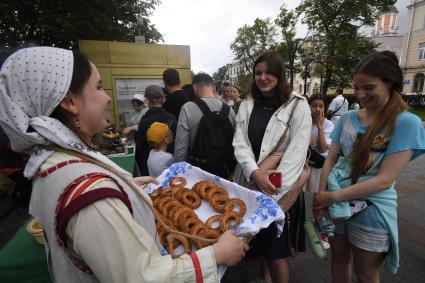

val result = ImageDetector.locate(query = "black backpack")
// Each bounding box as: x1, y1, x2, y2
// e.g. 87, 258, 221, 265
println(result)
188, 99, 236, 178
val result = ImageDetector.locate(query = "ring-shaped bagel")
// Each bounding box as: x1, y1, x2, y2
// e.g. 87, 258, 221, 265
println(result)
206, 215, 224, 232
192, 181, 207, 195
166, 234, 192, 258
167, 205, 186, 220
178, 217, 201, 233
225, 198, 247, 218
155, 196, 175, 210
149, 189, 161, 199
193, 229, 221, 249
174, 187, 189, 200
198, 182, 218, 199
179, 190, 201, 209
160, 200, 182, 216
169, 177, 187, 188
159, 188, 173, 197
171, 207, 194, 225
206, 187, 229, 202
221, 211, 242, 231
210, 195, 228, 213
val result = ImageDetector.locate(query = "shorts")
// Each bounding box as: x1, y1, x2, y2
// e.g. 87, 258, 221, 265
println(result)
333, 204, 390, 253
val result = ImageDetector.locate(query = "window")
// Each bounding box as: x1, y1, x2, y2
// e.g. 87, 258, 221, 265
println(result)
419, 43, 425, 60
412, 73, 425, 93
423, 15, 425, 29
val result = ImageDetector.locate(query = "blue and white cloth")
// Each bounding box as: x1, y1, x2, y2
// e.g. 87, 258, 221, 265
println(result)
144, 162, 285, 237
144, 162, 286, 279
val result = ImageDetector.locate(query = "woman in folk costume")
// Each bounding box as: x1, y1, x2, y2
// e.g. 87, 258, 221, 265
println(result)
0, 47, 248, 283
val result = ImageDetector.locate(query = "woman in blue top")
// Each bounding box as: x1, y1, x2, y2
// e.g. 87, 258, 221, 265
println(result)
313, 51, 425, 283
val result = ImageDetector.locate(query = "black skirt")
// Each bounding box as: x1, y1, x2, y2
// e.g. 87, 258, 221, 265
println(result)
248, 193, 306, 261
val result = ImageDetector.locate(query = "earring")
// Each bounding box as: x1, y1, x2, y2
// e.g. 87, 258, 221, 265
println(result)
75, 118, 81, 129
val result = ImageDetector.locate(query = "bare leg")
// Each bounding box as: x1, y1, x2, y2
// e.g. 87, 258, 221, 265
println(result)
351, 245, 385, 283
269, 258, 289, 283
259, 256, 272, 282
330, 233, 352, 283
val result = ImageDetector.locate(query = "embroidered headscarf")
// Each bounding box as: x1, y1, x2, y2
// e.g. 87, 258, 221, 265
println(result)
0, 47, 131, 178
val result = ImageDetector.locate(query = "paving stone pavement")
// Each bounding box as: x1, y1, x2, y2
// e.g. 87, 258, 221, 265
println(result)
222, 155, 425, 283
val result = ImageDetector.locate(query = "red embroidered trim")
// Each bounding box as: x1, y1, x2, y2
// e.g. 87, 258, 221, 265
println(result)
55, 188, 132, 274
57, 187, 133, 246
60, 175, 105, 211
54, 172, 133, 274
190, 252, 203, 283
37, 159, 89, 178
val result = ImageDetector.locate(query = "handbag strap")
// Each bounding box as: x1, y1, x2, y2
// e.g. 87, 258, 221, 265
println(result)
329, 97, 346, 118
271, 96, 302, 153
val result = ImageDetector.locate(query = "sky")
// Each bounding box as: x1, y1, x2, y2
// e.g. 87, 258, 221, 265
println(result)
151, 0, 411, 75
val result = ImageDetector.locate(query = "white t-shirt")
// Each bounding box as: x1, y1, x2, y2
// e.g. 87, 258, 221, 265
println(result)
328, 95, 348, 117
147, 150, 174, 177
311, 118, 334, 157
127, 107, 149, 132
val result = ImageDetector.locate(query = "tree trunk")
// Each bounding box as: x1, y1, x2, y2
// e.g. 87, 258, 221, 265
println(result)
321, 48, 335, 96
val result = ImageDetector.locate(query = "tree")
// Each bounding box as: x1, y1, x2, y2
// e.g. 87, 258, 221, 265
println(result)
297, 0, 395, 95
0, 0, 163, 60
275, 5, 303, 88
235, 73, 251, 98
212, 65, 229, 92
230, 18, 277, 73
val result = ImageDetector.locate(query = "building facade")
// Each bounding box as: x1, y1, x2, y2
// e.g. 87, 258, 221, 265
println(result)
368, 6, 404, 63
372, 5, 399, 36
400, 0, 425, 94
225, 60, 250, 84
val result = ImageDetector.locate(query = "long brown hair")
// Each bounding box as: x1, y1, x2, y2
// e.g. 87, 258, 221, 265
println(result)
250, 51, 291, 106
350, 51, 409, 183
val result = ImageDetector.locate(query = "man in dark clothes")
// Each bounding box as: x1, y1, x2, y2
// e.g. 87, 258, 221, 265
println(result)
162, 68, 189, 120
135, 85, 176, 176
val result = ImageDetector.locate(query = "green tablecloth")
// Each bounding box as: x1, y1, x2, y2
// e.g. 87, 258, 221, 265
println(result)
108, 146, 136, 175
0, 219, 51, 283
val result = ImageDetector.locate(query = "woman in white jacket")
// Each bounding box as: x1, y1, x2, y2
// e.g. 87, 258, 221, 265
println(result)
232, 51, 311, 283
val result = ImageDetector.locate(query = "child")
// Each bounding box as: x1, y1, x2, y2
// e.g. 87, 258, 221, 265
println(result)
146, 122, 174, 177
306, 94, 334, 192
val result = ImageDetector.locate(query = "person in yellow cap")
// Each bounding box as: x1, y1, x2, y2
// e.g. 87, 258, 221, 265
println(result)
146, 122, 174, 177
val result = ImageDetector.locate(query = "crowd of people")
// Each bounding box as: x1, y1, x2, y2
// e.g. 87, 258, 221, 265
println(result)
0, 45, 424, 283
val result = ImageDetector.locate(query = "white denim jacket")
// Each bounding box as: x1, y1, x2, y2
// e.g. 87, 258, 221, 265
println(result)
232, 92, 312, 200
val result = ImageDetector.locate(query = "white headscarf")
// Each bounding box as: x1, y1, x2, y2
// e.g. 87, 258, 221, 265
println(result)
0, 47, 131, 178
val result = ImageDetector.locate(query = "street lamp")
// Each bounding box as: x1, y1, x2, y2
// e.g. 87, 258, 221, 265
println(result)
300, 52, 313, 96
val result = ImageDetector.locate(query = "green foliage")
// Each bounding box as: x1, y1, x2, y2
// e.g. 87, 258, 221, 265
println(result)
230, 18, 277, 73
275, 5, 303, 88
412, 106, 425, 120
235, 73, 251, 98
0, 0, 163, 60
297, 0, 395, 94
212, 65, 229, 91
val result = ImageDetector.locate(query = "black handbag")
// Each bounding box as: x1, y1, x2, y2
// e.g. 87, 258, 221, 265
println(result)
308, 147, 326, 168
